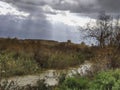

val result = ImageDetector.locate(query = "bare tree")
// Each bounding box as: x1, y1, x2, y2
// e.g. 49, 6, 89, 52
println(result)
86, 12, 113, 48
110, 16, 120, 48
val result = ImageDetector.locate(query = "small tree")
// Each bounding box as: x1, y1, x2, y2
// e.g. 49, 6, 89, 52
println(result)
86, 12, 113, 48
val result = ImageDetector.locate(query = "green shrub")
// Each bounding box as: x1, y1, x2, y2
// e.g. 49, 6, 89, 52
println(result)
57, 69, 120, 90
36, 80, 49, 90
59, 73, 66, 84
90, 69, 120, 90
59, 77, 89, 90
0, 51, 39, 77
34, 50, 87, 69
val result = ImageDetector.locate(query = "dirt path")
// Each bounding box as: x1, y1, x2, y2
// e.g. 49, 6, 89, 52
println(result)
1, 62, 93, 87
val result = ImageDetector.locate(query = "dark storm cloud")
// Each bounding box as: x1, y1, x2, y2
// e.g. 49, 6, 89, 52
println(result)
2, 0, 98, 13
0, 0, 120, 43
0, 14, 52, 39
0, 0, 53, 39
98, 0, 120, 13
3, 0, 120, 13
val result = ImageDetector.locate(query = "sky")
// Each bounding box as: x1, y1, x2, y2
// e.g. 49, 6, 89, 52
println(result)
0, 0, 119, 44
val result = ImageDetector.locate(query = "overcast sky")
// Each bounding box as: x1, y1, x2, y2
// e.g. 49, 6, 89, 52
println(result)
0, 0, 119, 44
